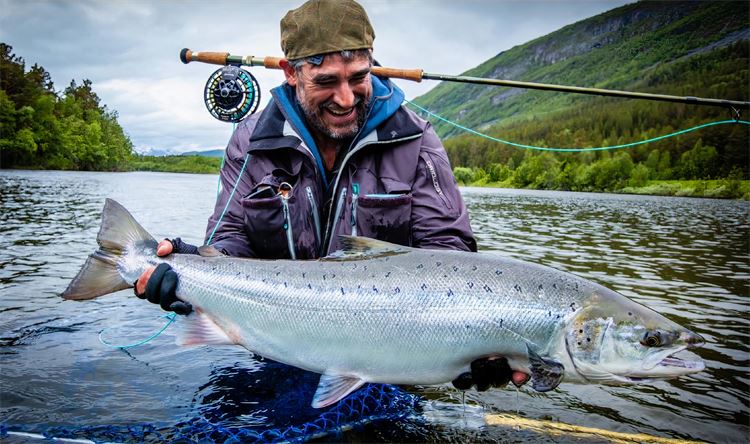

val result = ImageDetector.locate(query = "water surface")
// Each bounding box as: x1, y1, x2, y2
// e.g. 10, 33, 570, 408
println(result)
1, 170, 747, 442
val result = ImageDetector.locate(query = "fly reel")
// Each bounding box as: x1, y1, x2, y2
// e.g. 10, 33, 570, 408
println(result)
204, 65, 260, 123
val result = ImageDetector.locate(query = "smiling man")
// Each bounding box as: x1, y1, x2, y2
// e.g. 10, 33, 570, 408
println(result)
136, 0, 527, 396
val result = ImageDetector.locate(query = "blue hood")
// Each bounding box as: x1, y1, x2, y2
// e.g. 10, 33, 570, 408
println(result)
270, 75, 405, 191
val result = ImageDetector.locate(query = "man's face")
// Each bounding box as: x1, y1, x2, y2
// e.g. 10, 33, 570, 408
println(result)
289, 53, 372, 142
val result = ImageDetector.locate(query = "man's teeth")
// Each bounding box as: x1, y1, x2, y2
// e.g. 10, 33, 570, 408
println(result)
328, 108, 352, 116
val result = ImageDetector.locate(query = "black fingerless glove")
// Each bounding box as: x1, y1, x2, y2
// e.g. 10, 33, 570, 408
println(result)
135, 263, 193, 315
452, 357, 513, 391
170, 237, 200, 255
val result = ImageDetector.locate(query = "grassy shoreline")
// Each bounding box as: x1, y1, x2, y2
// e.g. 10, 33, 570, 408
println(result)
461, 179, 750, 200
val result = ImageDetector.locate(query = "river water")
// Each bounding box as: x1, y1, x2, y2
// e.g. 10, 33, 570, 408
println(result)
1, 169, 748, 443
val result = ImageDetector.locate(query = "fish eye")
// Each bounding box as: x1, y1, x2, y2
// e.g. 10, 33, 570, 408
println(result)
640, 331, 662, 347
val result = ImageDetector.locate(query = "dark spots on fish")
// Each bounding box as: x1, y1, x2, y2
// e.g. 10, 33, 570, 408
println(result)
570, 302, 576, 311
341, 287, 345, 295
420, 283, 427, 291
373, 286, 379, 293
465, 324, 470, 329
331, 273, 336, 279
495, 269, 503, 275
447, 289, 454, 297
548, 310, 552, 317
385, 271, 391, 278
577, 341, 582, 346
417, 264, 424, 270
472, 265, 477, 271
514, 284, 522, 292
302, 272, 306, 278
552, 283, 558, 289
467, 282, 474, 289
628, 312, 633, 316
556, 314, 561, 319
538, 284, 543, 291
357, 284, 362, 290
323, 274, 327, 280
283, 282, 287, 288
587, 337, 591, 342
443, 274, 448, 278
393, 287, 401, 294
211, 266, 217, 271
483, 285, 493, 293
308, 283, 312, 290
579, 329, 583, 334
276, 271, 281, 276
236, 271, 242, 276
362, 265, 368, 271
262, 278, 267, 283
452, 266, 459, 272
436, 261, 442, 267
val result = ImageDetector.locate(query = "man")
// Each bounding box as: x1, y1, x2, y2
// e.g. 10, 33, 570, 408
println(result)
136, 0, 527, 395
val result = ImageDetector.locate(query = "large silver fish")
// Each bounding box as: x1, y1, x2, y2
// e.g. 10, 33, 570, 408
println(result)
63, 199, 705, 408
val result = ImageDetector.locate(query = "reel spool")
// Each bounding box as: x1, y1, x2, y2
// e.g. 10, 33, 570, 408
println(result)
203, 65, 260, 123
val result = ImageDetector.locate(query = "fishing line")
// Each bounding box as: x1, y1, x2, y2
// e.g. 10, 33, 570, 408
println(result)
207, 152, 251, 246
98, 313, 177, 349
405, 99, 750, 152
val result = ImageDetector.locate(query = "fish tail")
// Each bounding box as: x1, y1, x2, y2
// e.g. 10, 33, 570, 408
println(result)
61, 199, 155, 300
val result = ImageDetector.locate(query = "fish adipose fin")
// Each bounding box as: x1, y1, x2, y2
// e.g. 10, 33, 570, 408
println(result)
176, 311, 235, 346
323, 235, 409, 261
527, 344, 565, 392
62, 199, 155, 300
312, 374, 367, 408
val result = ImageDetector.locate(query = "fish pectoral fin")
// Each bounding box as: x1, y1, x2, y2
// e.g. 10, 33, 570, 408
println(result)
176, 312, 235, 346
311, 374, 366, 409
526, 345, 564, 392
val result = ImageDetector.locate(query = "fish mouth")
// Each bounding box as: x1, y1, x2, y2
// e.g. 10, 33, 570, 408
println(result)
633, 346, 705, 379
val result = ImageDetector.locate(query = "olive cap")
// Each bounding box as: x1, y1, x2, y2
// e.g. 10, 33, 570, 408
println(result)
280, 0, 375, 61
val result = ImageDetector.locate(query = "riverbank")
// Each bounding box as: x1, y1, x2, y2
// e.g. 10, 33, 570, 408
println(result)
460, 179, 750, 200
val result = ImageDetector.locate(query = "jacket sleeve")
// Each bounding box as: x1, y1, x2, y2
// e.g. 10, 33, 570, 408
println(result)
204, 121, 257, 257
410, 123, 477, 252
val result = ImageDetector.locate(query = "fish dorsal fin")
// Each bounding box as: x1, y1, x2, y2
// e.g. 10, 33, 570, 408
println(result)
198, 245, 225, 257
176, 311, 235, 346
526, 345, 565, 392
312, 374, 366, 408
322, 236, 409, 261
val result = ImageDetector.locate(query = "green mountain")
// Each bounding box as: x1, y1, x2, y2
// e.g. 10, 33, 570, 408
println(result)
412, 1, 749, 193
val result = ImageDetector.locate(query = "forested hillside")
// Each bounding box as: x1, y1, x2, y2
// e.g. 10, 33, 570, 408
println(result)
0, 44, 133, 170
413, 1, 749, 195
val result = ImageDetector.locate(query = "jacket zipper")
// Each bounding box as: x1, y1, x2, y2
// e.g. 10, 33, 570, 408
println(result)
306, 186, 321, 247
423, 156, 446, 198
280, 195, 296, 260
350, 183, 359, 237
326, 187, 348, 253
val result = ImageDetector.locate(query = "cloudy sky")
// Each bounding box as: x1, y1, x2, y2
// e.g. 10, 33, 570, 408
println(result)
1, 0, 631, 154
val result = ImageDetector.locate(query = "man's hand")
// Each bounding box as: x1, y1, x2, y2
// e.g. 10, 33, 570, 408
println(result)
452, 357, 530, 391
134, 239, 193, 315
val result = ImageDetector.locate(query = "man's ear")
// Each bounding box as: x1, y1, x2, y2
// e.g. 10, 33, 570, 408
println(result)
279, 59, 297, 87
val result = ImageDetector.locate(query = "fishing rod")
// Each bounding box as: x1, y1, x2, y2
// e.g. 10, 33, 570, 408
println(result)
180, 48, 750, 123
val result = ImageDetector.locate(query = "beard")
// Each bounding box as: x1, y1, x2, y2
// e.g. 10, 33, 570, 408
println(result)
296, 87, 370, 141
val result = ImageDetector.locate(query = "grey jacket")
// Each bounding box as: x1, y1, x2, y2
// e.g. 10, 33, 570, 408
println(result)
204, 77, 476, 259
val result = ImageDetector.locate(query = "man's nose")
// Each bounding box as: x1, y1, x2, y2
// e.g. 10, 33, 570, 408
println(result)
332, 83, 355, 109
